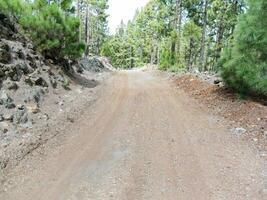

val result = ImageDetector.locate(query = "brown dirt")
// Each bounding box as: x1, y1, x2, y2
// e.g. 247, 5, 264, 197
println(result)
0, 70, 266, 199
172, 74, 267, 153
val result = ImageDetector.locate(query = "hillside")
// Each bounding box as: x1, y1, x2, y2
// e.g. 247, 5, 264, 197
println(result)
0, 12, 113, 170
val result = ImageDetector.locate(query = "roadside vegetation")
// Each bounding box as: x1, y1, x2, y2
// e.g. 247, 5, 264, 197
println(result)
101, 0, 266, 98
0, 0, 109, 61
0, 0, 266, 97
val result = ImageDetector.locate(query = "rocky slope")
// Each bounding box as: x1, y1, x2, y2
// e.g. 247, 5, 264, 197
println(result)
0, 13, 113, 171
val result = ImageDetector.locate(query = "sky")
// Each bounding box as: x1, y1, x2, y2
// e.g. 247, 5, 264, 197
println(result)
107, 0, 150, 35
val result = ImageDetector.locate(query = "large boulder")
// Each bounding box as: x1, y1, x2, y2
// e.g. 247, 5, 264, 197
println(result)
79, 57, 110, 73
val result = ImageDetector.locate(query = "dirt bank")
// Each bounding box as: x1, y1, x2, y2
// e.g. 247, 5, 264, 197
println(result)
170, 74, 267, 155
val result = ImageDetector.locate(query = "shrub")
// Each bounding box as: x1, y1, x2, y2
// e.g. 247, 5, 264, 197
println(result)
0, 0, 85, 61
220, 0, 267, 98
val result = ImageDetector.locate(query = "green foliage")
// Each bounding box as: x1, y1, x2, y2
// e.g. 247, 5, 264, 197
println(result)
220, 0, 267, 97
102, 0, 244, 73
86, 0, 109, 55
0, 0, 29, 18
159, 38, 175, 70
0, 0, 85, 61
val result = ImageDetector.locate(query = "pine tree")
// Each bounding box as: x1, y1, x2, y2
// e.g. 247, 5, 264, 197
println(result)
220, 0, 267, 97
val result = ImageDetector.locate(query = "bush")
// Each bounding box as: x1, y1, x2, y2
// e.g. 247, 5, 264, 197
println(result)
220, 0, 267, 98
0, 0, 85, 61
0, 0, 27, 18
22, 1, 85, 60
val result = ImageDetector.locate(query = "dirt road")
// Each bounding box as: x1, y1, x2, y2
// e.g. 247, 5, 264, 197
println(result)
1, 70, 266, 200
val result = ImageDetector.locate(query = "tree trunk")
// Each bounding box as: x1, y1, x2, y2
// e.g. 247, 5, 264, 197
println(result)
130, 46, 134, 68
188, 38, 194, 71
85, 4, 90, 57
77, 0, 81, 42
200, 0, 208, 71
85, 4, 89, 44
215, 22, 224, 63
176, 0, 182, 60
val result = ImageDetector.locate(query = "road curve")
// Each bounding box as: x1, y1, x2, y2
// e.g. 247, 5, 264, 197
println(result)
1, 70, 266, 200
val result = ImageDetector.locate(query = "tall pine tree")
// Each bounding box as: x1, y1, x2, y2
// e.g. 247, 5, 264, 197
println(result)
220, 0, 267, 97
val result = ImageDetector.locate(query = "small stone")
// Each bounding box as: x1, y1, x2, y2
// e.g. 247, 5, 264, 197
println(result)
17, 49, 25, 59
49, 77, 57, 88
24, 88, 45, 104
3, 113, 13, 121
5, 102, 16, 109
25, 77, 34, 86
214, 79, 222, 85
34, 77, 48, 87
13, 105, 28, 124
3, 79, 19, 90
58, 101, 64, 106
0, 43, 12, 64
260, 152, 267, 157
7, 82, 18, 90
44, 113, 49, 120
231, 127, 247, 136
67, 116, 74, 123
27, 104, 39, 114
0, 90, 16, 109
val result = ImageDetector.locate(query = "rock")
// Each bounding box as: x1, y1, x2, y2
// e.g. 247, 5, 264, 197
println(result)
0, 114, 4, 122
49, 77, 57, 88
4, 80, 18, 90
218, 82, 224, 88
0, 43, 12, 64
80, 57, 109, 73
231, 127, 247, 136
13, 105, 28, 124
67, 116, 74, 123
58, 100, 64, 106
25, 76, 34, 86
5, 102, 16, 109
0, 90, 10, 103
11, 74, 18, 81
17, 62, 32, 74
21, 121, 33, 129
0, 121, 9, 130
39, 113, 49, 121
25, 75, 48, 87
17, 49, 25, 59
214, 79, 222, 85
24, 88, 45, 104
0, 90, 15, 109
3, 113, 13, 121
34, 77, 48, 87
27, 104, 39, 114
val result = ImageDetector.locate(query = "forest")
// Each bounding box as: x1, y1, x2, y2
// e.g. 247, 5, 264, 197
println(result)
0, 0, 266, 97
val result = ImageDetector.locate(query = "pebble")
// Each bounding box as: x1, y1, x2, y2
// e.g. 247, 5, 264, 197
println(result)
231, 127, 247, 136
